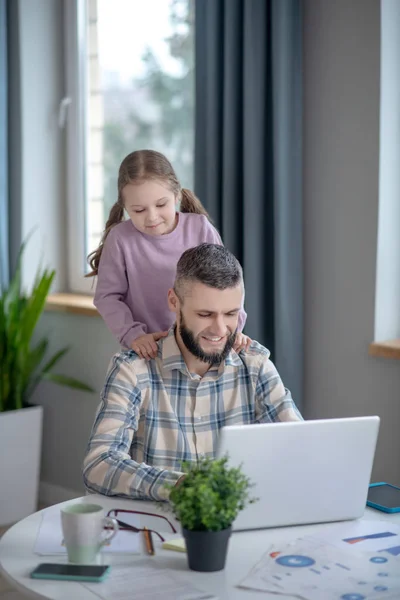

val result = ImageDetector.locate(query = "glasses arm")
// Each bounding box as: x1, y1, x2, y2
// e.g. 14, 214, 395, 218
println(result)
107, 509, 177, 533
107, 514, 166, 543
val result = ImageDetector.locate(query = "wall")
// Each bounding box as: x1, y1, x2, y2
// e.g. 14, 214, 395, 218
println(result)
33, 313, 118, 499
303, 0, 400, 484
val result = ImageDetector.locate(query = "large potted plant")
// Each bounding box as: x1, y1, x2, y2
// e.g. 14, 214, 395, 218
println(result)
0, 241, 93, 525
168, 456, 257, 572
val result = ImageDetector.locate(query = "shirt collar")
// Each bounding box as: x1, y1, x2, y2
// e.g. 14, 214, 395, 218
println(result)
161, 328, 189, 373
161, 328, 242, 376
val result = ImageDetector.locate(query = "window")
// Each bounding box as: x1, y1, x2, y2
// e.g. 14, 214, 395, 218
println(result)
64, 0, 195, 293
373, 0, 400, 345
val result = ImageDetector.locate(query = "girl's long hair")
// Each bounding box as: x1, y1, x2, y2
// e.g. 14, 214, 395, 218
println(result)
86, 149, 209, 277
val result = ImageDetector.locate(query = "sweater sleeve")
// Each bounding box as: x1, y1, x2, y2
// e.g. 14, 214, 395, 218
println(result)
203, 219, 223, 245
201, 217, 247, 332
94, 229, 147, 347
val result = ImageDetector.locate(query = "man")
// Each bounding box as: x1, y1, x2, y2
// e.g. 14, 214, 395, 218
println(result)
83, 244, 302, 501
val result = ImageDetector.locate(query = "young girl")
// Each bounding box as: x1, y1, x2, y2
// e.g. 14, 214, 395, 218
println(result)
87, 149, 248, 359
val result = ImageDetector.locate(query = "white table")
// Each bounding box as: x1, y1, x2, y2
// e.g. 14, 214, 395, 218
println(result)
0, 494, 399, 600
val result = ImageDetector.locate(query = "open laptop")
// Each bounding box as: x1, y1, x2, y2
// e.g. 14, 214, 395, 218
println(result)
216, 416, 380, 531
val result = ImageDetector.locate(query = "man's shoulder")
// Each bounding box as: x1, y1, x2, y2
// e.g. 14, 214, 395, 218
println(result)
230, 341, 277, 384
108, 348, 152, 377
242, 340, 271, 361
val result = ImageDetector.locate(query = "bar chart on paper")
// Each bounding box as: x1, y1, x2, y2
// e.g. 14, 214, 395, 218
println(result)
307, 520, 400, 556
380, 545, 400, 557
343, 531, 397, 544
342, 530, 400, 557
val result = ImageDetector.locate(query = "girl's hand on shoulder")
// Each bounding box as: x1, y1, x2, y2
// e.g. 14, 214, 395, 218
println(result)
152, 330, 169, 342
131, 331, 168, 360
233, 332, 252, 354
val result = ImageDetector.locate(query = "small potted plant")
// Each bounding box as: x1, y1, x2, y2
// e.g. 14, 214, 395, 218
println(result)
168, 455, 257, 572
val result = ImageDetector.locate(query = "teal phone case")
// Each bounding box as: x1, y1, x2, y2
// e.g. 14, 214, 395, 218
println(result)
367, 481, 400, 513
30, 566, 110, 582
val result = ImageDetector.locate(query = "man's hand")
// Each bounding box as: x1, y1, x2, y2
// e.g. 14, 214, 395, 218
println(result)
174, 474, 186, 488
233, 332, 252, 353
131, 331, 168, 360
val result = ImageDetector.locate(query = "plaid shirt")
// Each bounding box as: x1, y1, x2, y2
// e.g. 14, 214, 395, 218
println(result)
83, 330, 302, 501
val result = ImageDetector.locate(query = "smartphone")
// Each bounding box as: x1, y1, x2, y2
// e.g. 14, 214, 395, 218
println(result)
367, 482, 400, 513
30, 563, 111, 582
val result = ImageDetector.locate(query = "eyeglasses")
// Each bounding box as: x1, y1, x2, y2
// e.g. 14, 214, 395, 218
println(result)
106, 508, 178, 543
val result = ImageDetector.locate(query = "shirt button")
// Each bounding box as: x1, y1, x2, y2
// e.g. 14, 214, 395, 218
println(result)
195, 416, 202, 422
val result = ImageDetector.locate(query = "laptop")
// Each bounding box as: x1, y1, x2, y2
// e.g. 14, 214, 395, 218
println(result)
216, 416, 380, 531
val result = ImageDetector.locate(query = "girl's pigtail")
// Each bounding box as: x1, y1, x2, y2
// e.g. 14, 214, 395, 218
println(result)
180, 188, 210, 220
86, 201, 124, 277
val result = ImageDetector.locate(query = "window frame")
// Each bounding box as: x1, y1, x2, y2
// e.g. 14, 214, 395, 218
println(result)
64, 0, 93, 294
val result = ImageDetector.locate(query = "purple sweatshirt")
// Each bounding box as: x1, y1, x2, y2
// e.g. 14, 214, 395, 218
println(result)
94, 212, 246, 348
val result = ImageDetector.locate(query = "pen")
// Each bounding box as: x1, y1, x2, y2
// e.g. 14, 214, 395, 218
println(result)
143, 526, 155, 556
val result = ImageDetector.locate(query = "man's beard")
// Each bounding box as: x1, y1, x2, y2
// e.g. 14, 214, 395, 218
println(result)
178, 311, 236, 366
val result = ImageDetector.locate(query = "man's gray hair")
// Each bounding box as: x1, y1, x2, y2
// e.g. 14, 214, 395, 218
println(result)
175, 243, 243, 297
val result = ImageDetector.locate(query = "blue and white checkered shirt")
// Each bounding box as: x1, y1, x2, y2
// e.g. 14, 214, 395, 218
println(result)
83, 329, 302, 501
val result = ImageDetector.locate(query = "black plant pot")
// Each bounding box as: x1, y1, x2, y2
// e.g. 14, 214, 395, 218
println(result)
182, 526, 232, 572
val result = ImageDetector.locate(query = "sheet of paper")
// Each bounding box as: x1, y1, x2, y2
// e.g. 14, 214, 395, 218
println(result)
305, 519, 400, 557
34, 506, 141, 555
238, 544, 301, 598
238, 537, 400, 600
84, 560, 218, 600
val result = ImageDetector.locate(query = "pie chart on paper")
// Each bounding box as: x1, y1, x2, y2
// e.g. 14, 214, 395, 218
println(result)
275, 554, 316, 568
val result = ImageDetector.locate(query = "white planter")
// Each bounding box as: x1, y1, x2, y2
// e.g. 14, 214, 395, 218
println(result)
0, 405, 43, 526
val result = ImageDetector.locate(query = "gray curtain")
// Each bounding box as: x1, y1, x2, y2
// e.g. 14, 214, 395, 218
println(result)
0, 0, 8, 291
194, 0, 303, 407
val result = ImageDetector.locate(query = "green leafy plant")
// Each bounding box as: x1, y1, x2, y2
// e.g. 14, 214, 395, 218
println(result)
0, 240, 94, 412
168, 456, 257, 532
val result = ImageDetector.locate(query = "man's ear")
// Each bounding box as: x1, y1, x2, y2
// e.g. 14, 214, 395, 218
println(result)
168, 288, 179, 314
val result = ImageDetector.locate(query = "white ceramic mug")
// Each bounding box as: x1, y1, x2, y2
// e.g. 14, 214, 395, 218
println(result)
60, 503, 118, 564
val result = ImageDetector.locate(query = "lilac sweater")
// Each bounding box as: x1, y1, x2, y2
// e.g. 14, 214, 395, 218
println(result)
94, 213, 247, 348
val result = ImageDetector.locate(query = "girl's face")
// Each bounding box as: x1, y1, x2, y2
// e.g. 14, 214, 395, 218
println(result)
122, 180, 178, 236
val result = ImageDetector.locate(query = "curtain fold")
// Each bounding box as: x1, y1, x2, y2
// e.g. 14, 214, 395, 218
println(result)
195, 0, 303, 407
272, 0, 303, 409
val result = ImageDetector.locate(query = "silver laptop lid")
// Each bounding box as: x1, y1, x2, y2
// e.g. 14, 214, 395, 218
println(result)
216, 416, 380, 531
